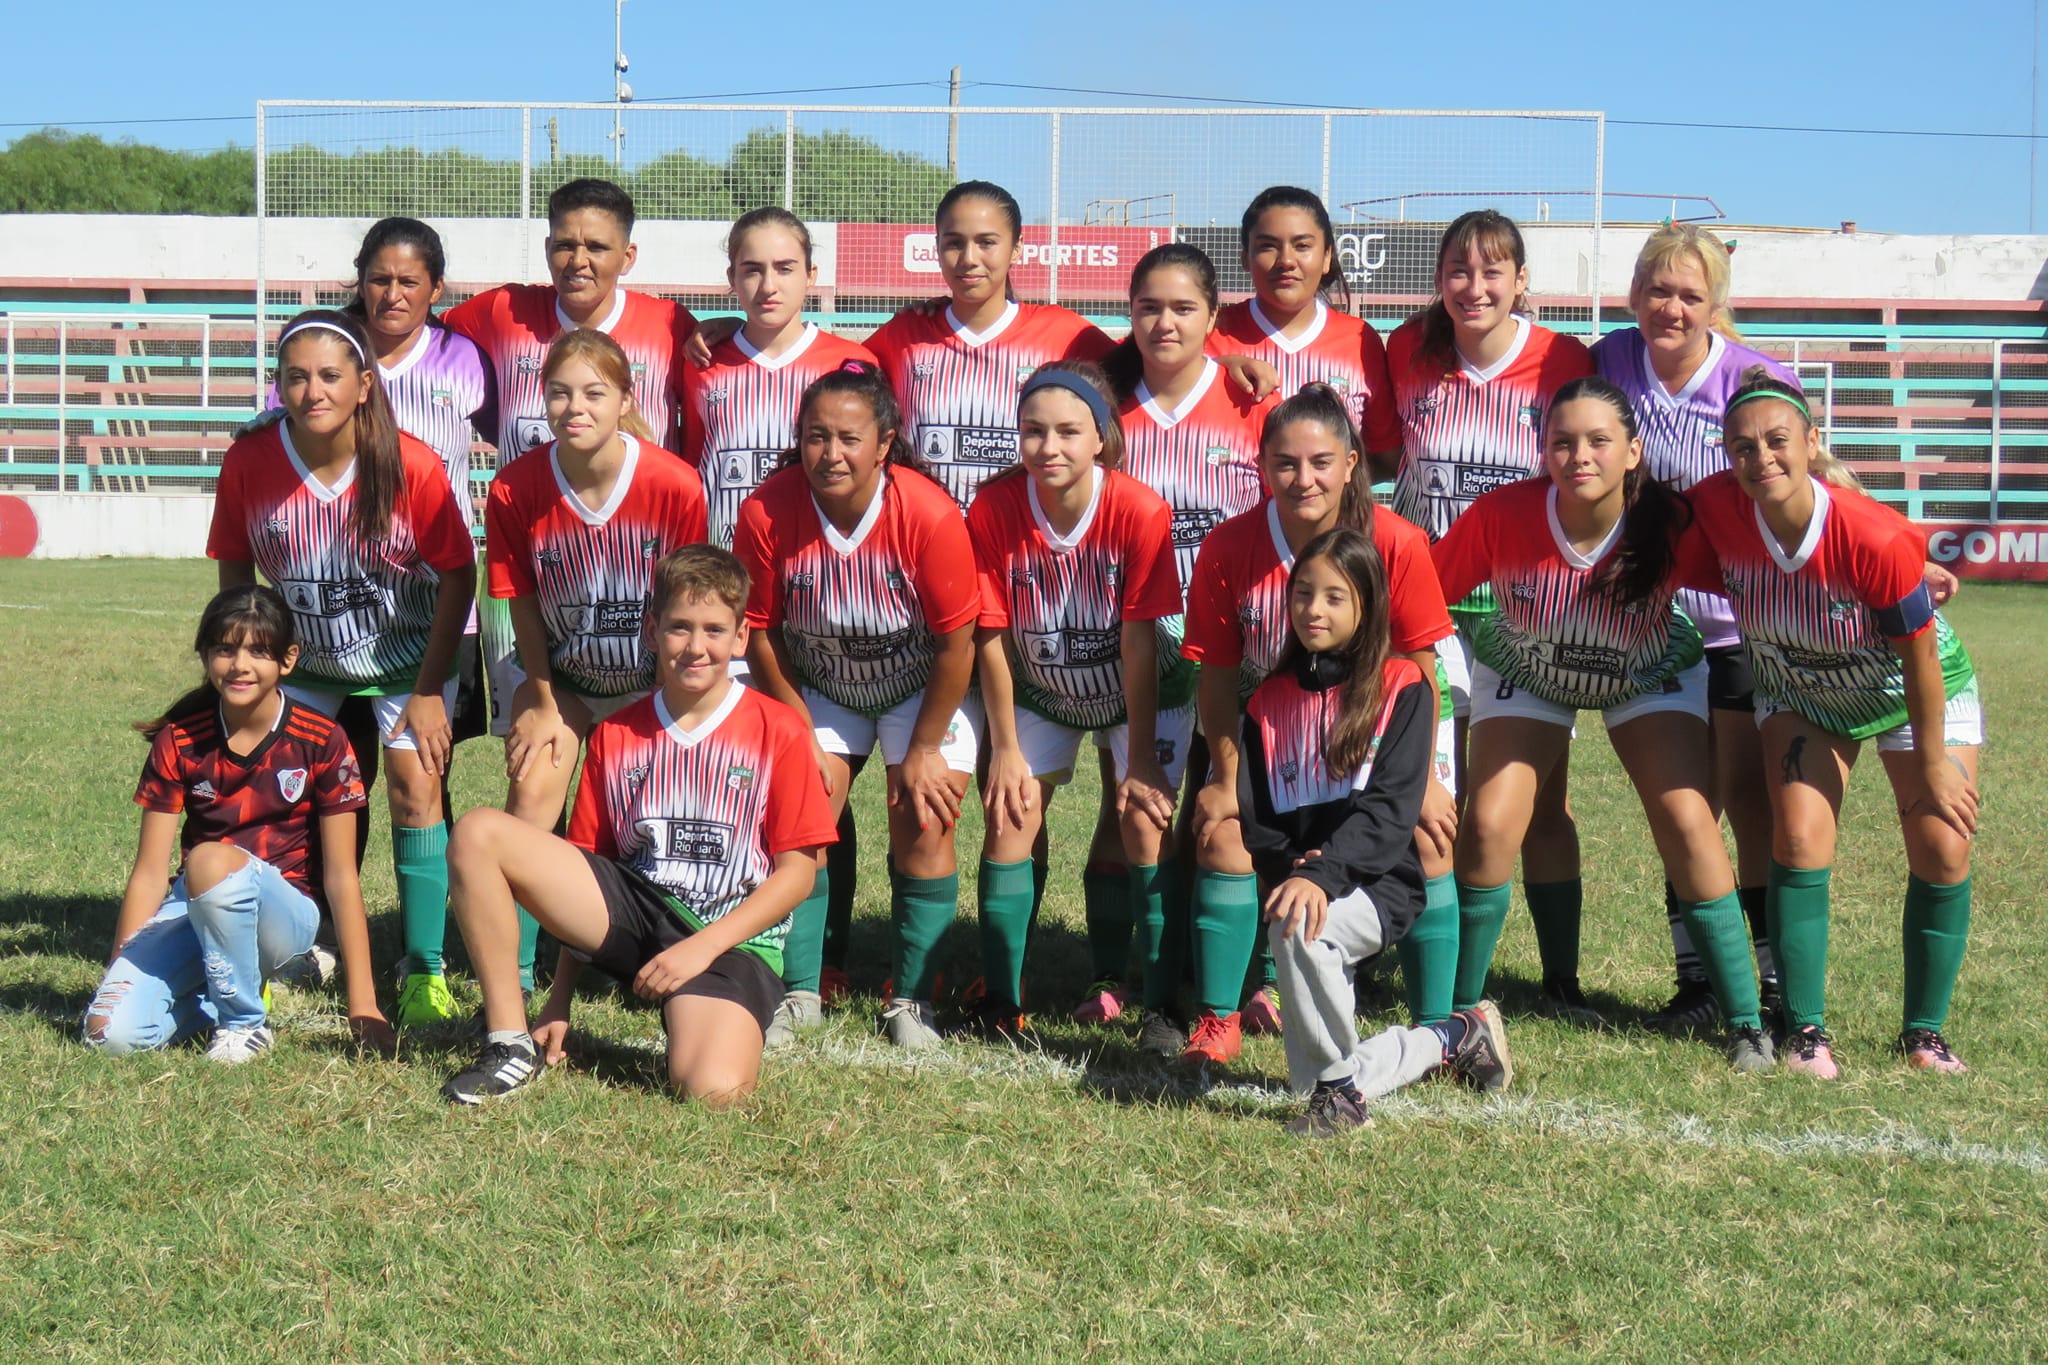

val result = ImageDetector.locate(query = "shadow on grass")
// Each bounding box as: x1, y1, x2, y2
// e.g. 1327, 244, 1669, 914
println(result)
0, 893, 116, 1039
1486, 966, 1665, 1034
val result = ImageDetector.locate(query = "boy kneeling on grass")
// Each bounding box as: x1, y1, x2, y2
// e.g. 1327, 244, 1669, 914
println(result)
441, 545, 836, 1106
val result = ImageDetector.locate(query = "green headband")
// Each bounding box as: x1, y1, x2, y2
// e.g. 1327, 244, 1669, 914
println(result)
1725, 387, 1811, 423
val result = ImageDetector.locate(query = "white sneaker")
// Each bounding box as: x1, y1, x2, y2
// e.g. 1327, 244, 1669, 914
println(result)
764, 989, 824, 1049
272, 944, 337, 989
206, 1025, 276, 1064
880, 997, 942, 1051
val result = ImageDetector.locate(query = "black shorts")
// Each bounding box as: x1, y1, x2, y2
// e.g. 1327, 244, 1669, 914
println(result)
1705, 645, 1756, 713
576, 852, 785, 1033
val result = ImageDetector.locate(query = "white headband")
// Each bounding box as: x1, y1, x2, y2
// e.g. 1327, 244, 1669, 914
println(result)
278, 319, 367, 365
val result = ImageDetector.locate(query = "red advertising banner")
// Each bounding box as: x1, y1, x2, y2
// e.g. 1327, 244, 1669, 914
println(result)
1923, 523, 2048, 581
837, 224, 1167, 300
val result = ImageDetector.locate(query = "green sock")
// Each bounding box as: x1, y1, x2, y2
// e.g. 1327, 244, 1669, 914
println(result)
1902, 875, 1972, 1033
1399, 871, 1460, 1025
1768, 861, 1832, 1030
977, 858, 1035, 1005
516, 909, 540, 992
1190, 869, 1258, 1014
392, 822, 449, 976
1524, 878, 1583, 982
1676, 890, 1762, 1031
782, 866, 830, 995
822, 811, 857, 972
1253, 937, 1278, 990
1083, 867, 1134, 983
890, 869, 958, 1002
1132, 863, 1180, 1009
1454, 881, 1512, 1012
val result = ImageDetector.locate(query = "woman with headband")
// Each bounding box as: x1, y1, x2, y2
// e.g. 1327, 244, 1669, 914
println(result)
208, 309, 477, 1028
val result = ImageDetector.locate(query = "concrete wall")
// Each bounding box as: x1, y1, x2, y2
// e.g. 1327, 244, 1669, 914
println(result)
8, 493, 214, 559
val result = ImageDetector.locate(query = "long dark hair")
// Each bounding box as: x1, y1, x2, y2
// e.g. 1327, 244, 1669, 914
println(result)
137, 585, 297, 739
1275, 528, 1392, 778
275, 309, 405, 543
936, 180, 1023, 303
1104, 241, 1220, 400
1240, 186, 1351, 309
1547, 376, 1693, 605
343, 217, 447, 330
1260, 383, 1376, 534
1416, 209, 1529, 372
781, 361, 915, 471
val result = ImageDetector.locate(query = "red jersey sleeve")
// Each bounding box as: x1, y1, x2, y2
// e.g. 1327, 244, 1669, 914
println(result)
966, 490, 1012, 630
483, 472, 536, 600
761, 704, 839, 855
1848, 499, 1934, 634
565, 723, 616, 858
909, 492, 981, 635
865, 314, 914, 383
671, 452, 709, 545
1374, 507, 1455, 652
1182, 533, 1243, 667
677, 361, 708, 468
402, 436, 476, 573
1540, 332, 1598, 392
1066, 324, 1116, 364
1359, 321, 1403, 455
733, 489, 782, 629
1429, 496, 1496, 605
1672, 518, 1725, 596
206, 439, 255, 562
311, 726, 369, 815
441, 289, 502, 352
1117, 484, 1185, 622
134, 728, 186, 814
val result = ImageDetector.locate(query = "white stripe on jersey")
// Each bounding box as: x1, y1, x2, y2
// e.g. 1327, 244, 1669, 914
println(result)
1123, 360, 1265, 601
533, 438, 662, 696
901, 303, 1027, 509
1006, 469, 1133, 730
1391, 317, 1546, 541
378, 327, 485, 529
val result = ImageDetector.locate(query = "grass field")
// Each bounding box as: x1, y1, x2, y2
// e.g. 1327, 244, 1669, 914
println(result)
2, 559, 2044, 1363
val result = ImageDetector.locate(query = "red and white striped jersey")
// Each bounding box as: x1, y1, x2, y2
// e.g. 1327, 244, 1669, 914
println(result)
484, 436, 708, 698
1677, 471, 1974, 740
678, 324, 878, 548
567, 684, 836, 974
1183, 500, 1453, 700
444, 284, 696, 463
866, 301, 1115, 509
207, 424, 475, 694
968, 466, 1189, 730
1385, 314, 1595, 544
734, 463, 980, 717
1117, 358, 1274, 600
1433, 477, 1701, 709
1208, 299, 1401, 454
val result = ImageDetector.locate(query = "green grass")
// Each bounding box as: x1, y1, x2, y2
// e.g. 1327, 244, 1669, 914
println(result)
1, 560, 2043, 1363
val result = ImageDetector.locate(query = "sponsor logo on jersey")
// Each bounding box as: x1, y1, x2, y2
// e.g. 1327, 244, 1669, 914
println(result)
913, 362, 935, 380
1238, 605, 1262, 626
703, 386, 729, 406
725, 764, 754, 791
190, 780, 217, 803
263, 517, 289, 540
514, 417, 553, 452
1009, 568, 1036, 586
283, 578, 384, 618
923, 426, 1015, 467
833, 628, 914, 662
1411, 392, 1441, 418
1781, 645, 1854, 670
623, 763, 651, 790
1171, 508, 1224, 547
517, 356, 544, 375
1509, 582, 1537, 604
787, 570, 815, 592
590, 600, 644, 635
336, 756, 363, 792
658, 818, 733, 864
1723, 575, 1746, 599
277, 767, 308, 802
1554, 643, 1626, 676
1045, 627, 1119, 667
538, 549, 564, 568
753, 450, 781, 482
1457, 465, 1525, 499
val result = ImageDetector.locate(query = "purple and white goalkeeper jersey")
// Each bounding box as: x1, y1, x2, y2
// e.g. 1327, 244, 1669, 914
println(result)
376, 325, 492, 532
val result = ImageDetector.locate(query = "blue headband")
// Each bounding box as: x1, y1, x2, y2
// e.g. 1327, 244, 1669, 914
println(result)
1018, 368, 1113, 439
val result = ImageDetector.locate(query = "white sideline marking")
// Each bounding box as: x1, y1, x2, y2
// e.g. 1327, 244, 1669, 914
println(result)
0, 601, 175, 617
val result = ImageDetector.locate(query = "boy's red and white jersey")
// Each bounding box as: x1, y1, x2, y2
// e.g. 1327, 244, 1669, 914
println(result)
568, 686, 836, 949
969, 467, 1185, 731
1208, 299, 1401, 454
734, 463, 980, 717
136, 697, 368, 898
866, 301, 1114, 509
1183, 500, 1453, 699
207, 424, 475, 694
1385, 315, 1595, 542
484, 436, 708, 698
1433, 478, 1701, 709
1117, 359, 1275, 599
443, 284, 696, 463
679, 324, 878, 548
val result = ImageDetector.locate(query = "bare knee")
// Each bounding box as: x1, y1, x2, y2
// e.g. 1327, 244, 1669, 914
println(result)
1908, 830, 1972, 886
451, 808, 520, 867
386, 761, 444, 826
667, 1060, 756, 1107
182, 841, 250, 895
1773, 818, 1837, 870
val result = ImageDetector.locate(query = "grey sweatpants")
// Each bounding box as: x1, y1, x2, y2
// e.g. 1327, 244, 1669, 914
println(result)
1271, 887, 1445, 1100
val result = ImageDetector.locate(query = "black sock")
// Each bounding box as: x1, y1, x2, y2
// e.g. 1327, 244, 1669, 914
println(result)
1428, 1014, 1471, 1057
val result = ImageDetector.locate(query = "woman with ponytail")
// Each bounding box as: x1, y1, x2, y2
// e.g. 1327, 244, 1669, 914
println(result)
1431, 377, 1772, 1071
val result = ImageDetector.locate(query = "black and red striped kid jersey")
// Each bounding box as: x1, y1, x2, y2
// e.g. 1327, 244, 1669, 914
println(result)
734, 463, 980, 717
1208, 299, 1401, 455
207, 424, 475, 694
679, 324, 878, 548
866, 301, 1114, 509
1117, 358, 1274, 599
444, 284, 696, 463
567, 685, 836, 974
968, 467, 1189, 731
135, 697, 368, 899
485, 436, 708, 698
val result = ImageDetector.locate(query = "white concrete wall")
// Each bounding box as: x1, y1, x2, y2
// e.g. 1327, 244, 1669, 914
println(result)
19, 493, 214, 558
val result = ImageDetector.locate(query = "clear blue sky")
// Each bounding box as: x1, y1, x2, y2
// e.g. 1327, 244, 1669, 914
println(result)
5, 0, 2044, 235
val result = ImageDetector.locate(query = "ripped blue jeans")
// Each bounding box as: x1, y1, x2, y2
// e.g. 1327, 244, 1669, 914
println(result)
83, 855, 319, 1052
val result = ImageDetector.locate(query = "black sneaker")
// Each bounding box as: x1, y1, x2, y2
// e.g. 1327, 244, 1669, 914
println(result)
952, 992, 1029, 1044
1647, 978, 1720, 1032
1136, 1008, 1187, 1059
1539, 975, 1606, 1026
441, 1038, 542, 1105
1285, 1083, 1371, 1137
1448, 1000, 1514, 1093
1758, 977, 1785, 1038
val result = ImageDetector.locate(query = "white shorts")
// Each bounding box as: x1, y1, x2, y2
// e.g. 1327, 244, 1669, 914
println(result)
1439, 630, 1474, 720
1469, 659, 1707, 730
805, 686, 981, 773
1433, 711, 1458, 797
1030, 700, 1196, 788
1756, 676, 1984, 753
285, 677, 461, 753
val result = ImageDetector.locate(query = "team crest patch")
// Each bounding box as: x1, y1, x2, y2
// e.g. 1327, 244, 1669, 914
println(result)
1519, 404, 1543, 428
1278, 759, 1299, 783
1016, 364, 1036, 383
944, 721, 961, 745
277, 768, 308, 802
886, 569, 907, 590
1322, 375, 1351, 397
431, 387, 454, 410
642, 536, 661, 557
1155, 739, 1176, 765
726, 764, 755, 791
1828, 599, 1858, 622
1204, 446, 1232, 466
630, 362, 647, 380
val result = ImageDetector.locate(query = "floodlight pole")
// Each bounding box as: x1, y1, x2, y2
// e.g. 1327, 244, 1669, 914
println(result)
2032, 0, 2040, 231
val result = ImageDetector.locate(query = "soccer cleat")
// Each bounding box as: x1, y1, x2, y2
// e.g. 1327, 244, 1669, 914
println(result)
763, 989, 824, 1049
880, 997, 943, 1052
1447, 999, 1513, 1093
1071, 978, 1131, 1025
1137, 1008, 1187, 1059
954, 992, 1030, 1043
1539, 975, 1606, 1026
1285, 1083, 1372, 1138
1647, 978, 1720, 1032
205, 1025, 276, 1064
1782, 1025, 1841, 1079
1180, 1009, 1243, 1066
1758, 976, 1785, 1036
1897, 1028, 1969, 1075
818, 966, 853, 1007
1727, 1024, 1777, 1074
395, 972, 458, 1029
1241, 985, 1285, 1036
441, 1038, 542, 1104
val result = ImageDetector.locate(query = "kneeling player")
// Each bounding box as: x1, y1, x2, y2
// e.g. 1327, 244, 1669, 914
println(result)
441, 546, 835, 1105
